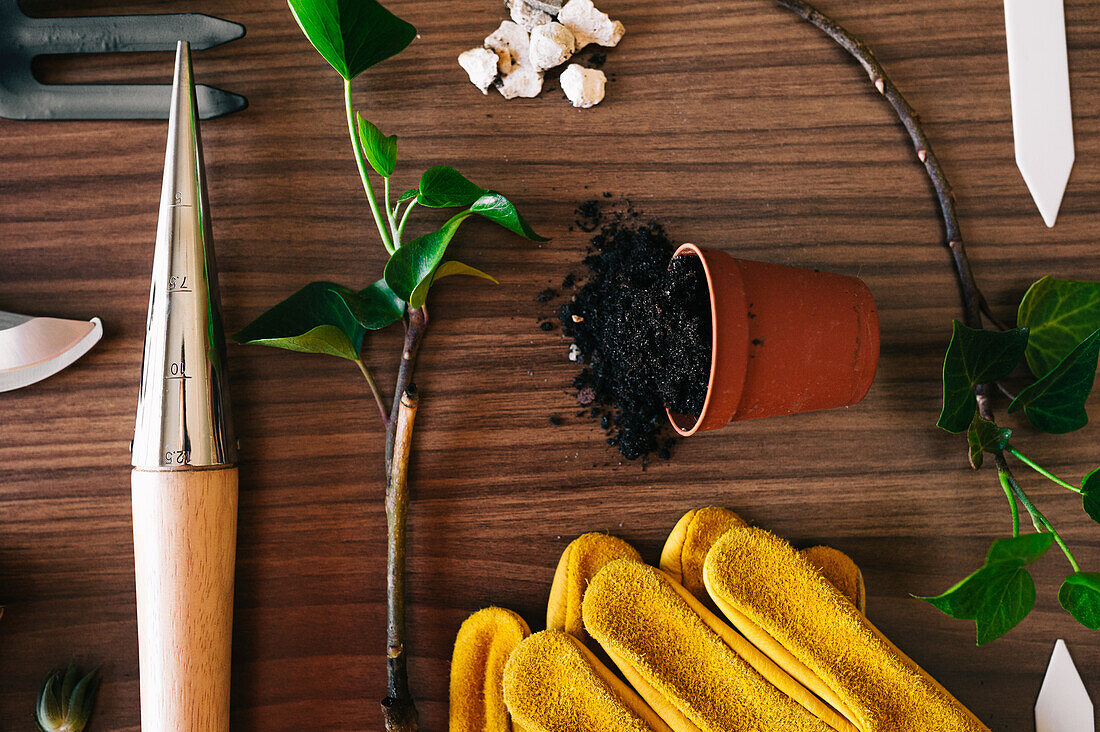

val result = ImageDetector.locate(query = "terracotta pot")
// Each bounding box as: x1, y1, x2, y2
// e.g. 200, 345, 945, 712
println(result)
667, 244, 880, 436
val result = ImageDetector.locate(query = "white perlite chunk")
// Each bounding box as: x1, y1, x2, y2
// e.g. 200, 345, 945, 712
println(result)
558, 0, 624, 49
485, 20, 532, 74
560, 64, 605, 107
497, 67, 544, 99
458, 47, 501, 93
508, 0, 552, 30
529, 22, 576, 71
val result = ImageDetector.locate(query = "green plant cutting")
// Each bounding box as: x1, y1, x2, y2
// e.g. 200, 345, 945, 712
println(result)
233, 1, 544, 728
775, 0, 1100, 646
36, 662, 99, 732
920, 277, 1100, 644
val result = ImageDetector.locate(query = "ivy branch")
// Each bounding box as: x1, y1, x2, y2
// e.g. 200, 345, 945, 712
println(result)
779, 0, 1100, 645
233, 1, 546, 728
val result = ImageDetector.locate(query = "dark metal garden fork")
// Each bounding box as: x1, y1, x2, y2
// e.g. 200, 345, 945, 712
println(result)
0, 0, 246, 120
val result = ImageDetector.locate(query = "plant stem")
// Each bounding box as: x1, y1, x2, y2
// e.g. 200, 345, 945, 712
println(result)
356, 358, 389, 426
380, 306, 428, 732
398, 200, 417, 241
777, 0, 985, 329
779, 0, 1084, 579
1009, 448, 1082, 493
997, 468, 1021, 537
998, 457, 1081, 572
382, 384, 419, 731
344, 79, 395, 254
384, 176, 402, 247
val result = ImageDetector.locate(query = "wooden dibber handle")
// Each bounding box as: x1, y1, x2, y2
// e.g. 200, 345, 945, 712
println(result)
132, 467, 238, 731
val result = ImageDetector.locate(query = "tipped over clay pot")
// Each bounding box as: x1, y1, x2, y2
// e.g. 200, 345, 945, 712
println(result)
667, 244, 880, 436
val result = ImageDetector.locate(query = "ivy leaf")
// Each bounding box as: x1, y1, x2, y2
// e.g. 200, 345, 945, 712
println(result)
937, 322, 1030, 433
984, 532, 1056, 565
1081, 467, 1100, 525
233, 280, 402, 360
286, 0, 417, 81
356, 114, 396, 177
384, 212, 473, 301
1008, 329, 1100, 434
417, 165, 485, 208
917, 533, 1052, 645
1059, 572, 1100, 630
1018, 276, 1100, 378
966, 416, 1012, 470
408, 260, 498, 309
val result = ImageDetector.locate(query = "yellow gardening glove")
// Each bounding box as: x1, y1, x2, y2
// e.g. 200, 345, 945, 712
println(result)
661, 507, 865, 612
502, 630, 672, 732
449, 607, 531, 732
546, 532, 642, 643
704, 527, 989, 732
583, 559, 853, 732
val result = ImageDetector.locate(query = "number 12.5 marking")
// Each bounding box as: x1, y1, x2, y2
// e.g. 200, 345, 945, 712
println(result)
165, 450, 191, 465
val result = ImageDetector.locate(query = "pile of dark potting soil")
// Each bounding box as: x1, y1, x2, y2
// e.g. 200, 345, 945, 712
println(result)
557, 204, 711, 461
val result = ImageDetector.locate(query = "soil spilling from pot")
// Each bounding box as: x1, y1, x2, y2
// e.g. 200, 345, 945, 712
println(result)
556, 203, 711, 461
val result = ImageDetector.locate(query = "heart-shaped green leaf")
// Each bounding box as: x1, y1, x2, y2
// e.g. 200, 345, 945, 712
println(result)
233, 280, 402, 360
408, 260, 498, 309
1059, 573, 1100, 630
985, 532, 1055, 565
1008, 329, 1100, 434
919, 563, 1036, 646
417, 165, 486, 208
384, 212, 473, 301
470, 192, 548, 241
937, 322, 1029, 433
1018, 276, 1100, 378
287, 0, 416, 81
417, 167, 547, 241
917, 533, 1052, 645
357, 114, 396, 177
966, 416, 1012, 469
350, 278, 405, 327
1081, 467, 1100, 525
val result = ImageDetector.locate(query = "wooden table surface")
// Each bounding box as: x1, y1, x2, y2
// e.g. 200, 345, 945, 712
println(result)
2, 0, 1099, 729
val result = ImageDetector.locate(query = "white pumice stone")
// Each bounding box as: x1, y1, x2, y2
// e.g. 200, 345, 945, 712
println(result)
508, 0, 553, 30
497, 67, 544, 99
458, 47, 501, 93
529, 22, 577, 71
558, 0, 625, 49
560, 64, 606, 107
485, 20, 532, 74
568, 344, 582, 362
526, 0, 564, 14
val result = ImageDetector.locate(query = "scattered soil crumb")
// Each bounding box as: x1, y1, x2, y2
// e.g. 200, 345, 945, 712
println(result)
575, 199, 602, 232
549, 415, 562, 425
537, 287, 557, 302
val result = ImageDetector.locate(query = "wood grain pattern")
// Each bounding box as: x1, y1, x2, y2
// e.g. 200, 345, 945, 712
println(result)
132, 468, 237, 731
1, 0, 1099, 729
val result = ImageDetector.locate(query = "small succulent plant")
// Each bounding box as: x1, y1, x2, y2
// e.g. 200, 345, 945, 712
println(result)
35, 662, 99, 732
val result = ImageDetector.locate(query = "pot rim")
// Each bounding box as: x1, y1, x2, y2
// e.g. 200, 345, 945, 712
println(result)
666, 243, 729, 436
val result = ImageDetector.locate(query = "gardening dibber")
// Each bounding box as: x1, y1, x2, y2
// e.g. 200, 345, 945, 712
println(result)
131, 42, 237, 730
0, 0, 245, 120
